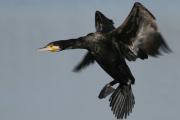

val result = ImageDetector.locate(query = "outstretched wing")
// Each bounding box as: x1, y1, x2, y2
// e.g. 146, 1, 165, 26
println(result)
111, 2, 171, 61
74, 11, 115, 72
73, 52, 94, 72
95, 11, 115, 33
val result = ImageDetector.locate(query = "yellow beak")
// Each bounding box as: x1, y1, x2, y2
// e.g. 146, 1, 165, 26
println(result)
38, 45, 60, 52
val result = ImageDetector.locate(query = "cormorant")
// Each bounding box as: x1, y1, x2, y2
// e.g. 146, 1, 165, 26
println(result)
39, 2, 171, 119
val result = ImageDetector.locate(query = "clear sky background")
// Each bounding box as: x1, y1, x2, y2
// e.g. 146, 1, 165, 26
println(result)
0, 0, 179, 120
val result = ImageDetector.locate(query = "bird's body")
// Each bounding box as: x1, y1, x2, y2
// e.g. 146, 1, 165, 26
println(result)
84, 32, 135, 85
39, 2, 171, 119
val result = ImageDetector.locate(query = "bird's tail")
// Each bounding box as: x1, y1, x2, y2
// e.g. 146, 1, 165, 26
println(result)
109, 84, 135, 119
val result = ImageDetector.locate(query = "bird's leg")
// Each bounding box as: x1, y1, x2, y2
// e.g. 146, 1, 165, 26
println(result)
98, 80, 117, 99
109, 80, 117, 86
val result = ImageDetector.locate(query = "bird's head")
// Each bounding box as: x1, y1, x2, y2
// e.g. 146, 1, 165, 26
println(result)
39, 37, 86, 53
39, 41, 62, 52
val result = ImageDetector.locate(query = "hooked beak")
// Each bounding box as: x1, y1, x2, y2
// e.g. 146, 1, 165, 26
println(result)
38, 45, 60, 52
38, 47, 50, 52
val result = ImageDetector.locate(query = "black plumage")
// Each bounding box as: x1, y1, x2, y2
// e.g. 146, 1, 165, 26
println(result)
39, 2, 171, 119
73, 10, 115, 72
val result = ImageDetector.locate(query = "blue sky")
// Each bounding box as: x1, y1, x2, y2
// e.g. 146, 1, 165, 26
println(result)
0, 1, 180, 120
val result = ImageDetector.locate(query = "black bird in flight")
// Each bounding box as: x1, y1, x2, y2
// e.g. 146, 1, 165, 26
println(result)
39, 2, 171, 119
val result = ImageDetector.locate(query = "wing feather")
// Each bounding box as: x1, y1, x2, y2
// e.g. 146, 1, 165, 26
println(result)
111, 2, 171, 61
73, 52, 94, 72
95, 11, 115, 33
74, 11, 115, 72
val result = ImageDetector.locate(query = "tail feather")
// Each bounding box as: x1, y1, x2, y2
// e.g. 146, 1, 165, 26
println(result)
110, 88, 120, 108
113, 89, 123, 115
109, 85, 135, 119
117, 94, 126, 118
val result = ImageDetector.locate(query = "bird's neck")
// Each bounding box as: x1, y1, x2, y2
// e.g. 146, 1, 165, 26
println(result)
59, 37, 87, 50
